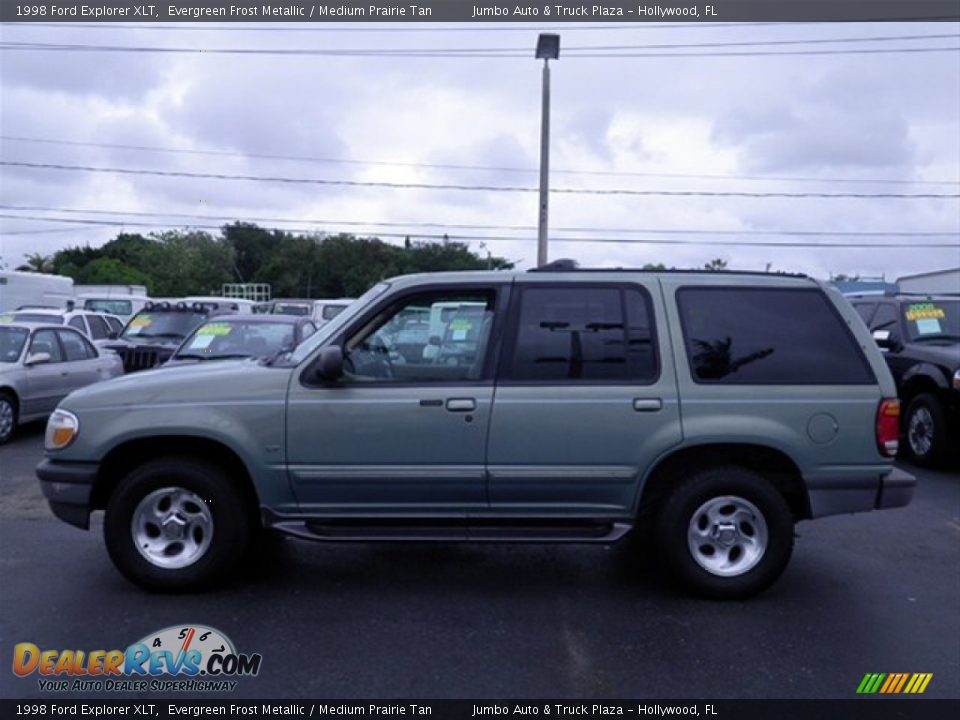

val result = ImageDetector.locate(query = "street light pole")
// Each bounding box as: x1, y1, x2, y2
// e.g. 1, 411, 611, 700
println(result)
535, 34, 560, 268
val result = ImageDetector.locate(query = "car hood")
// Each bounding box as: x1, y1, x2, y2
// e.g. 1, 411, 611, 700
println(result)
61, 358, 293, 410
901, 339, 960, 369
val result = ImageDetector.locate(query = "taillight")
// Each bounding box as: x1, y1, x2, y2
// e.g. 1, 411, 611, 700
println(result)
876, 398, 900, 457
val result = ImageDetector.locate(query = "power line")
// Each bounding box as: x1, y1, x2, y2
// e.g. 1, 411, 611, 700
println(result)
5, 135, 955, 188
5, 32, 956, 54
0, 21, 842, 33
4, 160, 957, 199
5, 135, 956, 187
3, 204, 957, 239
3, 213, 956, 249
1, 40, 957, 58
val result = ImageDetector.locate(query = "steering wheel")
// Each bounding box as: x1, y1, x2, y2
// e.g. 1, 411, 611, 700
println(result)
344, 334, 394, 379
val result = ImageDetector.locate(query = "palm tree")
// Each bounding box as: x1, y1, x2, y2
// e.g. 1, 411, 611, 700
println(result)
15, 253, 54, 273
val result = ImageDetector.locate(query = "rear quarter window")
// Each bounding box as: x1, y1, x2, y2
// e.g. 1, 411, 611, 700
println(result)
676, 287, 875, 385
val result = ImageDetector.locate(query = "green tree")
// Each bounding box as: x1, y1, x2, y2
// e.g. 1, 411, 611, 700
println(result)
704, 258, 729, 272
73, 257, 152, 287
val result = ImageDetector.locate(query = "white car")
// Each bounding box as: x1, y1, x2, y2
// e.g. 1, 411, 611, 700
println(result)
0, 308, 125, 345
0, 321, 123, 443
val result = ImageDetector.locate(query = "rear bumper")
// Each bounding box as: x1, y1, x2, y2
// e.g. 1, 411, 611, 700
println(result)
805, 467, 916, 518
36, 458, 99, 530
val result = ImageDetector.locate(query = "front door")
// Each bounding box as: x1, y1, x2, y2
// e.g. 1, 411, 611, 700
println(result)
285, 285, 505, 516
485, 280, 683, 517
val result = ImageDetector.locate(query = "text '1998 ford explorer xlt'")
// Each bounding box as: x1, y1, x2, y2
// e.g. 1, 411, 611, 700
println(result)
37, 265, 916, 599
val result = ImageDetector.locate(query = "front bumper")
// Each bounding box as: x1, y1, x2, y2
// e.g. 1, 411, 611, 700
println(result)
36, 458, 100, 530
805, 467, 916, 518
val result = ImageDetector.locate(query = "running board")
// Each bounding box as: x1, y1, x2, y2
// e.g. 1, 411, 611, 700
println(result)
263, 515, 633, 544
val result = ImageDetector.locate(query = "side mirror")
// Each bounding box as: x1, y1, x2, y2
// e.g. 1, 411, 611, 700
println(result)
872, 329, 901, 351
312, 346, 343, 383
24, 352, 51, 366
428, 335, 442, 347
107, 331, 119, 340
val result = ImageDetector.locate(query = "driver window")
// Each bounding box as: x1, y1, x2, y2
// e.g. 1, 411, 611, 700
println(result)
344, 291, 495, 383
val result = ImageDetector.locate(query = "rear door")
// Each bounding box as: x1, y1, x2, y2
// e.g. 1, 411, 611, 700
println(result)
485, 279, 682, 517
56, 329, 104, 392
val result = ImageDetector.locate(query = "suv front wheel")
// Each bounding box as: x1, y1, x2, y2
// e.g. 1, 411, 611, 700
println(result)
104, 457, 252, 591
655, 466, 794, 600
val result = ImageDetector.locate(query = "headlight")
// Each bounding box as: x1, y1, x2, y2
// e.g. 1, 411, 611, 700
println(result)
45, 409, 79, 450
954, 369, 960, 390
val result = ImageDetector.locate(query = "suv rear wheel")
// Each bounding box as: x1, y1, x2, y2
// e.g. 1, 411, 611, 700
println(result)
104, 457, 251, 591
903, 393, 948, 467
655, 466, 794, 600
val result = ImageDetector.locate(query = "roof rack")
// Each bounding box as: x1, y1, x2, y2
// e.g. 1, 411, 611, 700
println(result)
847, 291, 960, 299
527, 262, 807, 279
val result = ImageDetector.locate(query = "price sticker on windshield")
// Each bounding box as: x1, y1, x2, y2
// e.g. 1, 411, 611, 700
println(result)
905, 303, 946, 321
196, 324, 232, 336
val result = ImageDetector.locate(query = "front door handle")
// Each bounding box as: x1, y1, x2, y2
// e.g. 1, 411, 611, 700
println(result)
633, 398, 663, 412
446, 398, 476, 412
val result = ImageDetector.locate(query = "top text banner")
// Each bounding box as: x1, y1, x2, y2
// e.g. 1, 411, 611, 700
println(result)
2, 1, 960, 23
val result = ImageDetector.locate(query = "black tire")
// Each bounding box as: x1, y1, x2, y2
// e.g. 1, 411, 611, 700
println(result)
903, 393, 949, 468
104, 457, 252, 592
654, 466, 794, 600
0, 391, 17, 445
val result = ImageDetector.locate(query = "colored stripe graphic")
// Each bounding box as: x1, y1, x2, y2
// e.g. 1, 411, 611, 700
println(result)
857, 673, 932, 694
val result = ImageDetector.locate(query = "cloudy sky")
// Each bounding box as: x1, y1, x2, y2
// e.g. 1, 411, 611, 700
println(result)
1, 20, 958, 281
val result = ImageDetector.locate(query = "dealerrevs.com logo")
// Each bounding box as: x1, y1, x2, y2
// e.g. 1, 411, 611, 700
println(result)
12, 624, 262, 692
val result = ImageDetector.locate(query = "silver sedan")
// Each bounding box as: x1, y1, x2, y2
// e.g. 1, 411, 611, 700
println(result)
0, 322, 123, 444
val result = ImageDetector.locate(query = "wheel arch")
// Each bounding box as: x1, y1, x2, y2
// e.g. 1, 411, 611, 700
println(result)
92, 436, 261, 524
636, 443, 810, 521
901, 365, 947, 403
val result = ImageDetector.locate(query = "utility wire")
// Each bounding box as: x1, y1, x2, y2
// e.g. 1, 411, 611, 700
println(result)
4, 135, 956, 186
3, 204, 957, 238
3, 160, 957, 199
5, 32, 956, 54
1, 40, 958, 57
2, 213, 956, 248
5, 135, 955, 187
0, 21, 832, 32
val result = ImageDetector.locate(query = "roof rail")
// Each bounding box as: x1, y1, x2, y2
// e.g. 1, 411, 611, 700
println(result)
528, 258, 579, 272
528, 264, 808, 279
846, 291, 960, 298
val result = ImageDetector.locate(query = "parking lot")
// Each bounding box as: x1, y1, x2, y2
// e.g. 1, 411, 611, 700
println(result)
1, 420, 958, 700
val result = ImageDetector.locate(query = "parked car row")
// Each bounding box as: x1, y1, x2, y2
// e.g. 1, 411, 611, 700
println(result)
0, 295, 348, 442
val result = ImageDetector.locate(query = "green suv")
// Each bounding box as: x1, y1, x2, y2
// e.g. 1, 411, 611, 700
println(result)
36, 267, 915, 599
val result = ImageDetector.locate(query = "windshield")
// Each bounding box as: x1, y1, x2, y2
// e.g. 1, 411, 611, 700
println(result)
84, 299, 133, 316
10, 313, 64, 324
176, 320, 298, 360
272, 303, 311, 317
0, 327, 29, 363
289, 282, 390, 363
902, 300, 960, 341
122, 311, 209, 340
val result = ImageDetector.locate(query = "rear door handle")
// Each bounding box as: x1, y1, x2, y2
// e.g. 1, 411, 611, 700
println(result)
633, 398, 663, 412
446, 398, 477, 412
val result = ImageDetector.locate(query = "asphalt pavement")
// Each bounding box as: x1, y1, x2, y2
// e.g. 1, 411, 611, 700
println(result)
1, 421, 958, 700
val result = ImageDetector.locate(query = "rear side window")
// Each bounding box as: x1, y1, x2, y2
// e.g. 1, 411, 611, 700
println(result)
677, 287, 874, 385
58, 330, 96, 361
506, 286, 658, 383
87, 314, 109, 340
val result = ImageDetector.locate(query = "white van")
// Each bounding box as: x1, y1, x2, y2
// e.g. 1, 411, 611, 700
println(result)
0, 271, 74, 313
312, 299, 354, 326
79, 293, 151, 319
